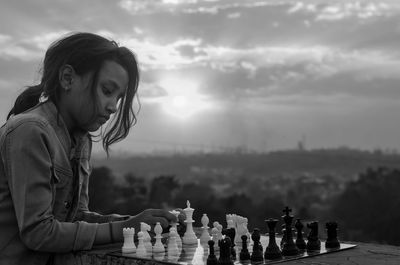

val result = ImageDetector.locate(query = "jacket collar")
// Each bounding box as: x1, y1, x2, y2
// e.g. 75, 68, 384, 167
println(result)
39, 101, 89, 160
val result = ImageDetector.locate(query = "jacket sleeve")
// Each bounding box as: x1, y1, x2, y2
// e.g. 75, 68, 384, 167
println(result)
74, 172, 130, 222
74, 137, 130, 224
3, 121, 98, 252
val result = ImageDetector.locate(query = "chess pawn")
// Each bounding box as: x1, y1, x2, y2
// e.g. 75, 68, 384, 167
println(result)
295, 219, 307, 251
136, 231, 147, 257
168, 229, 180, 258
325, 221, 340, 249
122, 227, 136, 254
170, 209, 181, 235
211, 227, 219, 244
213, 221, 223, 240
217, 224, 223, 240
306, 221, 321, 252
207, 240, 218, 265
239, 235, 250, 261
182, 200, 198, 245
153, 222, 165, 253
264, 218, 282, 260
169, 227, 182, 252
250, 228, 263, 263
200, 214, 211, 245
153, 251, 165, 261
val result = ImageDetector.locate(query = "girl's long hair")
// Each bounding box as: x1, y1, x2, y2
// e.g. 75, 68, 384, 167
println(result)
7, 32, 140, 155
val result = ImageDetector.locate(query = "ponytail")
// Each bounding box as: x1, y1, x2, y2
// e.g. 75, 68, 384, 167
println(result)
7, 85, 43, 120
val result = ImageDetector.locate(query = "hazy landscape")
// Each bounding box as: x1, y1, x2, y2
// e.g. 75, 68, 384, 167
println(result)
90, 147, 400, 245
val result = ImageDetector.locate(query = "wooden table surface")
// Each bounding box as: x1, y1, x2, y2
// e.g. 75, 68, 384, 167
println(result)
55, 241, 400, 265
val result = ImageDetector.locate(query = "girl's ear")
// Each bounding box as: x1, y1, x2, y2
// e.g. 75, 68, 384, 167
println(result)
59, 64, 75, 91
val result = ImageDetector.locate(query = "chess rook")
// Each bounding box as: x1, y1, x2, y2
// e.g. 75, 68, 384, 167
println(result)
325, 221, 340, 249
182, 200, 198, 245
122, 227, 136, 254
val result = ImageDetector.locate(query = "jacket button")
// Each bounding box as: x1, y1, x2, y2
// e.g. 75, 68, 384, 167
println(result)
64, 201, 71, 209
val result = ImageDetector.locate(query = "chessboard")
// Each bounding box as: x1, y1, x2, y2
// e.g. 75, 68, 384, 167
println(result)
108, 201, 356, 265
109, 236, 356, 265
107, 201, 356, 265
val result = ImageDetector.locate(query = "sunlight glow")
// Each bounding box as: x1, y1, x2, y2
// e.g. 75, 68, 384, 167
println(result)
159, 77, 212, 120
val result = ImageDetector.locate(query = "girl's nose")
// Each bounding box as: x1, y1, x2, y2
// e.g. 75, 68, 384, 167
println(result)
107, 100, 118, 114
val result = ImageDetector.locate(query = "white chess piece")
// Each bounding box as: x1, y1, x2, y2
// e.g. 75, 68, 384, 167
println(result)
167, 228, 180, 258
182, 200, 197, 245
227, 219, 234, 229
244, 217, 251, 243
213, 221, 223, 240
211, 227, 219, 244
200, 213, 211, 245
169, 210, 182, 251
170, 227, 182, 252
217, 223, 223, 240
136, 231, 147, 257
153, 222, 165, 253
141, 222, 153, 254
235, 216, 245, 245
122, 227, 136, 254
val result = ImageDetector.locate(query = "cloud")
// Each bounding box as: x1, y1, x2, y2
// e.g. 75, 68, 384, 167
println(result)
1, 0, 400, 152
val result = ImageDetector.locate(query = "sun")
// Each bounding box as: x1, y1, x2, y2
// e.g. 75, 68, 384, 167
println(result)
159, 77, 211, 120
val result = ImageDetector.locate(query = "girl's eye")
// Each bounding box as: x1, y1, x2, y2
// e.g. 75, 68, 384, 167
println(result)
103, 87, 113, 96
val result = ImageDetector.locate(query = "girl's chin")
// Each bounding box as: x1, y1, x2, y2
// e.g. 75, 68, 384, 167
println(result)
86, 122, 103, 132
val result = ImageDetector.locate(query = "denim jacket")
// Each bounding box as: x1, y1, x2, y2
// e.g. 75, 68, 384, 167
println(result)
0, 101, 125, 265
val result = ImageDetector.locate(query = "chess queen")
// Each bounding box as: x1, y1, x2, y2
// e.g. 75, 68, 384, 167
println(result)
0, 32, 178, 265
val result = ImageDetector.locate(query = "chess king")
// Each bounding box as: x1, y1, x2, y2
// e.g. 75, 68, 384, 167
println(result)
182, 200, 198, 245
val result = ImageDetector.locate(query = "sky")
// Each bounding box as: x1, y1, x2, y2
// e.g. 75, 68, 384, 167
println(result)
1, 0, 400, 155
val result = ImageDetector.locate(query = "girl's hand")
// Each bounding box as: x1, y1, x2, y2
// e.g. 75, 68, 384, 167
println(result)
125, 208, 177, 232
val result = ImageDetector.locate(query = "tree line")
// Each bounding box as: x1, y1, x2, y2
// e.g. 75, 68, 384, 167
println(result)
88, 165, 400, 245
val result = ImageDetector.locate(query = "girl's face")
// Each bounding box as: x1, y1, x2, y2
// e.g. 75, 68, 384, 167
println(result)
60, 60, 129, 133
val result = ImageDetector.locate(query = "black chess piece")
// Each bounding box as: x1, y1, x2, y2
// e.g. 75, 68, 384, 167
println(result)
250, 228, 264, 263
239, 235, 251, 261
295, 219, 307, 250
264, 218, 282, 260
281, 206, 299, 256
325, 221, 340, 249
280, 223, 286, 248
218, 237, 234, 265
306, 221, 321, 252
225, 227, 236, 260
207, 240, 218, 265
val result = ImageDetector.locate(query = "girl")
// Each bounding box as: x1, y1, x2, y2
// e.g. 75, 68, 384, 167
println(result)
0, 32, 177, 264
